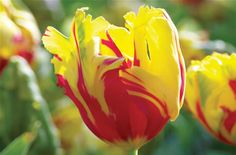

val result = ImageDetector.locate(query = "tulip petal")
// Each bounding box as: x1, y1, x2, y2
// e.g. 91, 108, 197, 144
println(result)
100, 26, 134, 59
42, 9, 129, 142
124, 6, 185, 120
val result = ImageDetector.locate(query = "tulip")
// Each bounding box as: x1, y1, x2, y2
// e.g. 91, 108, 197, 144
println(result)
186, 52, 236, 145
0, 0, 40, 74
42, 6, 185, 154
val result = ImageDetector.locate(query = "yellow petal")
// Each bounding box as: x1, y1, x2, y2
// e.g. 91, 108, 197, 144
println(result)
124, 6, 184, 120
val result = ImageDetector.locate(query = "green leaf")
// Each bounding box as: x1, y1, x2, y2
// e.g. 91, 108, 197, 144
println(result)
0, 132, 34, 155
0, 56, 60, 155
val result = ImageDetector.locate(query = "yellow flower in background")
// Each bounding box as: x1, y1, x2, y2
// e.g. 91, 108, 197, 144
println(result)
42, 6, 185, 150
186, 53, 236, 145
179, 31, 206, 66
0, 0, 40, 74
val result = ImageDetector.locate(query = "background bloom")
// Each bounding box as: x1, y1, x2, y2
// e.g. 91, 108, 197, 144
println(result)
42, 6, 185, 150
179, 30, 207, 66
186, 53, 236, 145
0, 0, 40, 74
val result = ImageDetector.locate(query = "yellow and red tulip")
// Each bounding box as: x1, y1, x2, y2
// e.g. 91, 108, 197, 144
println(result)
42, 6, 185, 150
0, 0, 40, 74
186, 53, 236, 145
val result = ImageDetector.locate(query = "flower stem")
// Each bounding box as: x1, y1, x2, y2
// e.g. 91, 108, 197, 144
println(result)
127, 149, 138, 155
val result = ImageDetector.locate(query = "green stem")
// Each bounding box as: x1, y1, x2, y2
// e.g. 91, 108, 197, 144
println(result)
127, 149, 138, 155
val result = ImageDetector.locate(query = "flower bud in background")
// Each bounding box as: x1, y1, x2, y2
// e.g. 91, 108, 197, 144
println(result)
0, 0, 40, 74
42, 6, 185, 150
178, 19, 236, 67
186, 53, 236, 145
173, 0, 231, 20
179, 30, 207, 66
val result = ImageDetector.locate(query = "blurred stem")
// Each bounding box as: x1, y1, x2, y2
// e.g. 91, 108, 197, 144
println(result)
128, 149, 138, 155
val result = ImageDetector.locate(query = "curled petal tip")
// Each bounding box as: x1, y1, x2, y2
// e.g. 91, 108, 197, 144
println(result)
76, 7, 89, 17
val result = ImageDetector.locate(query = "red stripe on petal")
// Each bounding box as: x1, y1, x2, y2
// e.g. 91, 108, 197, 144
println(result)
179, 57, 185, 103
120, 77, 167, 113
123, 70, 142, 82
43, 33, 49, 37
103, 58, 120, 65
76, 64, 121, 142
129, 101, 148, 138
171, 18, 185, 104
218, 133, 234, 145
133, 42, 140, 66
124, 59, 132, 68
229, 80, 236, 96
71, 22, 120, 142
54, 54, 62, 61
101, 31, 123, 57
43, 28, 50, 37
103, 69, 169, 141
57, 74, 122, 142
196, 101, 234, 145
56, 74, 104, 140
196, 101, 214, 133
144, 101, 169, 140
88, 99, 122, 142
221, 107, 236, 133
120, 77, 145, 90
56, 74, 66, 87
73, 22, 80, 53
77, 64, 92, 103
103, 70, 132, 140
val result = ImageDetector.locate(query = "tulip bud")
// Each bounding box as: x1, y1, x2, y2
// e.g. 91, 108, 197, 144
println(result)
179, 31, 207, 66
0, 0, 40, 74
42, 6, 185, 150
186, 52, 236, 145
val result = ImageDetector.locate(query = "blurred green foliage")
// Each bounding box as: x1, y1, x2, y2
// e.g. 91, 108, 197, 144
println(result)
0, 57, 60, 155
0, 132, 34, 155
1, 0, 236, 155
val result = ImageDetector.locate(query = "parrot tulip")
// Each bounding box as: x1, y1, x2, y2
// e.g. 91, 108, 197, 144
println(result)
42, 6, 185, 152
186, 53, 236, 145
0, 0, 40, 74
